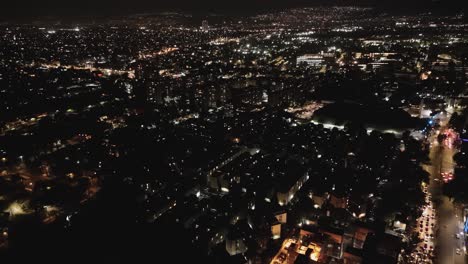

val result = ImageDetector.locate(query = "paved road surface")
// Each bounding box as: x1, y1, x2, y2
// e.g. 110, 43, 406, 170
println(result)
425, 127, 467, 264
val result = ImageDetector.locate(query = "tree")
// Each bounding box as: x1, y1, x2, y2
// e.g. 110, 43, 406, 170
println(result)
443, 168, 468, 203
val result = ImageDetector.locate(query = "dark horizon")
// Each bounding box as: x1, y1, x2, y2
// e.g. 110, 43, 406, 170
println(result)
0, 0, 465, 21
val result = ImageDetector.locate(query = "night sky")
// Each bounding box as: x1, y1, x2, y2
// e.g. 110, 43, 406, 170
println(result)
0, 0, 464, 20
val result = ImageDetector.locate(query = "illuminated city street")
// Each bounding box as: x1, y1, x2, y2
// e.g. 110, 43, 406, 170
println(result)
408, 182, 436, 263
424, 114, 467, 264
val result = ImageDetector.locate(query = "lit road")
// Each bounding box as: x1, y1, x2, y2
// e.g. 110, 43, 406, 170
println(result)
34, 62, 135, 78
424, 114, 467, 264
409, 184, 436, 263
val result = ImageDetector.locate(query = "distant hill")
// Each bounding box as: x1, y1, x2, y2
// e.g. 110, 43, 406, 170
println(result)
0, 0, 464, 20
